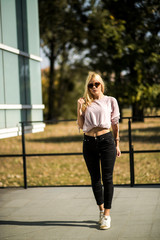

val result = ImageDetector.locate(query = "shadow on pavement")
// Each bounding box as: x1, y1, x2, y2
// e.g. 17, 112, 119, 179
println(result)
0, 220, 99, 229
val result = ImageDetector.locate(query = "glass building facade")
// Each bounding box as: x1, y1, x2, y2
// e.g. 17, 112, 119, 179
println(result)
0, 0, 44, 138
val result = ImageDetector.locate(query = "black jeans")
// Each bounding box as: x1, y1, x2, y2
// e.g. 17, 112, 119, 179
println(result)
83, 132, 116, 209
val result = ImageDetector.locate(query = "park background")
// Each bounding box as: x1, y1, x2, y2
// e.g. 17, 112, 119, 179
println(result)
0, 0, 160, 187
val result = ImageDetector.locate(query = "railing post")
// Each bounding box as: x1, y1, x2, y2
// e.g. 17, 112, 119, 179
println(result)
130, 145, 135, 187
128, 118, 135, 187
21, 122, 27, 189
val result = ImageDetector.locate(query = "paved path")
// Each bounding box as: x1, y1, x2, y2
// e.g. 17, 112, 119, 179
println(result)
0, 186, 160, 240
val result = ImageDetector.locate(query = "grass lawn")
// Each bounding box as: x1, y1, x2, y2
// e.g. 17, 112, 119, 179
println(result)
0, 109, 160, 187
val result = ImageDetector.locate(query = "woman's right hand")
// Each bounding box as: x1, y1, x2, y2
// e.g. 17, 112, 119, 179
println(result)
77, 98, 85, 110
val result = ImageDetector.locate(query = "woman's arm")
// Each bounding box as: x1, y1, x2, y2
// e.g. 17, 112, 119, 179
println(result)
112, 123, 121, 157
77, 98, 85, 129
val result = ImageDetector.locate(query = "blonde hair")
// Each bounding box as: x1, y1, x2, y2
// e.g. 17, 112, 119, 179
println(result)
82, 72, 105, 111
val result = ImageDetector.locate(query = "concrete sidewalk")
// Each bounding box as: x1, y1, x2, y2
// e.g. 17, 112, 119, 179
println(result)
0, 186, 160, 240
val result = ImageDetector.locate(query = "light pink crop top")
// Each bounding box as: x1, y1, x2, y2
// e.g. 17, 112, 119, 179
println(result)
82, 96, 120, 133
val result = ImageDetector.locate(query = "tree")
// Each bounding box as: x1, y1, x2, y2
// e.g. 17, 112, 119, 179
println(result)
39, 0, 160, 121
80, 0, 160, 121
84, 2, 126, 118
39, 0, 70, 120
39, 0, 89, 120
101, 0, 160, 121
41, 64, 89, 119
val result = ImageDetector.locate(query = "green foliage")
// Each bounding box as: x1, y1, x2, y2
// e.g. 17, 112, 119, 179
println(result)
41, 65, 89, 119
86, 0, 160, 117
39, 0, 160, 120
39, 0, 90, 119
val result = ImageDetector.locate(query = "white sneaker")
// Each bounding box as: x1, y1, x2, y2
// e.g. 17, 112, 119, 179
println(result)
99, 211, 104, 224
100, 215, 111, 230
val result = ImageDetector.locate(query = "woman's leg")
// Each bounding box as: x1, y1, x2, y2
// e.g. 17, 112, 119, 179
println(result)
104, 209, 110, 216
83, 138, 103, 207
99, 134, 116, 214
99, 204, 104, 211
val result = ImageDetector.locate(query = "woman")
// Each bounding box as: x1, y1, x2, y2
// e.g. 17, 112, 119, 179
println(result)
77, 72, 121, 230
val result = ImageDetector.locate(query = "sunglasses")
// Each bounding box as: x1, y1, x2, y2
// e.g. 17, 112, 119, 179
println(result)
88, 82, 101, 89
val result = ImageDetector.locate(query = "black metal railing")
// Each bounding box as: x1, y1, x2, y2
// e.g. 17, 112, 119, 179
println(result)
0, 116, 160, 189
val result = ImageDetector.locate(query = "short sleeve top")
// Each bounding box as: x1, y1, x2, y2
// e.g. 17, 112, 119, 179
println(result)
82, 95, 120, 133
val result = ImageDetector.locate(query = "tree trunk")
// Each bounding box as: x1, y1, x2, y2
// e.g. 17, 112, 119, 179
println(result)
129, 64, 144, 122
115, 71, 123, 122
119, 106, 123, 123
132, 102, 144, 122
57, 47, 68, 117
47, 41, 55, 120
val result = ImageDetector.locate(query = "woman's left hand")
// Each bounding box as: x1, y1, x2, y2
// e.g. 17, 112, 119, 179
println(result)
116, 146, 121, 157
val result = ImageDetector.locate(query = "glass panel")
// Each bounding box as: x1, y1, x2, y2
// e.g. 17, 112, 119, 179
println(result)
31, 109, 43, 122
15, 0, 24, 52
132, 117, 160, 184
0, 110, 5, 128
26, 109, 31, 122
15, 0, 30, 54
0, 49, 5, 128
3, 52, 20, 104
132, 117, 160, 151
18, 56, 29, 123
1, 0, 18, 48
0, 50, 5, 103
21, 0, 28, 53
18, 56, 26, 104
0, 1, 2, 43
26, 156, 88, 186
21, 109, 27, 122
26, 0, 40, 56
6, 110, 21, 128
24, 58, 31, 105
134, 153, 160, 184
0, 157, 23, 187
29, 59, 42, 104
18, 56, 31, 106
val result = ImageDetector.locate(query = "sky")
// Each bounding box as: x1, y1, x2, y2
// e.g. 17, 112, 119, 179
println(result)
40, 47, 50, 69
40, 46, 91, 70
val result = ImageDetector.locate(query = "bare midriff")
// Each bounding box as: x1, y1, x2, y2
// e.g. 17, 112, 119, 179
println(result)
84, 127, 110, 137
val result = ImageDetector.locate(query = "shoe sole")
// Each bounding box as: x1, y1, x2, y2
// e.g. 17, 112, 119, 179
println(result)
100, 226, 110, 230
